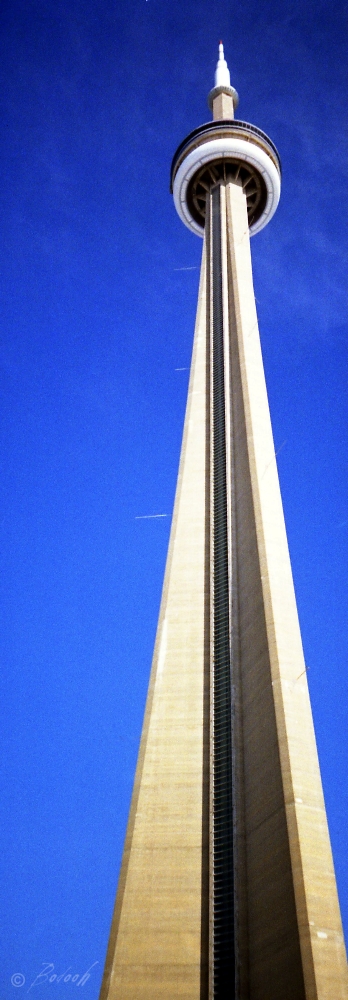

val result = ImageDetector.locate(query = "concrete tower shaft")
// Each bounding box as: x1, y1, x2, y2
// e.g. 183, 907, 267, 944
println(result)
99, 48, 348, 1000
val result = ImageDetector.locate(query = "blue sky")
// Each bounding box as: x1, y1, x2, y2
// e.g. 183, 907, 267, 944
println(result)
1, 0, 347, 994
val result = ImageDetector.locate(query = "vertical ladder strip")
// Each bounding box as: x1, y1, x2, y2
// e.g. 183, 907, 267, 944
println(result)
210, 182, 235, 999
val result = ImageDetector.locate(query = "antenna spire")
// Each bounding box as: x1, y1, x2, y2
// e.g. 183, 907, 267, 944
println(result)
214, 42, 231, 88
208, 43, 239, 120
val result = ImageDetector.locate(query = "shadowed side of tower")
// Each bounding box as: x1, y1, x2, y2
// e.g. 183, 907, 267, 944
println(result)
100, 46, 348, 1000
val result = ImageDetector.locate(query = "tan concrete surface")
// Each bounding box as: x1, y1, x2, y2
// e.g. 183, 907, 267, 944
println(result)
100, 248, 210, 1000
212, 91, 234, 120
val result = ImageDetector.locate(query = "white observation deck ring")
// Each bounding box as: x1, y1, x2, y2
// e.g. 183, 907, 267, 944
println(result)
171, 120, 281, 237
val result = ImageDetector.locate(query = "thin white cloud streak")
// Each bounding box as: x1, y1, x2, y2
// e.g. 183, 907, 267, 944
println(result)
135, 513, 168, 519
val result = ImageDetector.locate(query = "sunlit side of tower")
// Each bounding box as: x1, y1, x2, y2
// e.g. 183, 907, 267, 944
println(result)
100, 47, 348, 1000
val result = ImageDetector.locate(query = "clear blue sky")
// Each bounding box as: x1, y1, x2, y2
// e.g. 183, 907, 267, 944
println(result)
1, 0, 347, 994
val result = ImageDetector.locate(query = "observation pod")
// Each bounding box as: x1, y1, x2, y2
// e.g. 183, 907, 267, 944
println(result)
171, 119, 281, 237
171, 44, 281, 238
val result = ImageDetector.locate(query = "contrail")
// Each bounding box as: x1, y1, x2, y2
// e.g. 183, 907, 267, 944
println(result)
173, 266, 198, 271
135, 514, 168, 520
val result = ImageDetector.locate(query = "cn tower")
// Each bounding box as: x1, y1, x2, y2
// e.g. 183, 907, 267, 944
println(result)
100, 46, 348, 1000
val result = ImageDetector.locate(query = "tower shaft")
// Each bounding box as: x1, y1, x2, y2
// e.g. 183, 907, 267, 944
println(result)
100, 177, 348, 1000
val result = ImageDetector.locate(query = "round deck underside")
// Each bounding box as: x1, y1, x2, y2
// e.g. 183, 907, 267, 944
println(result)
187, 158, 267, 230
